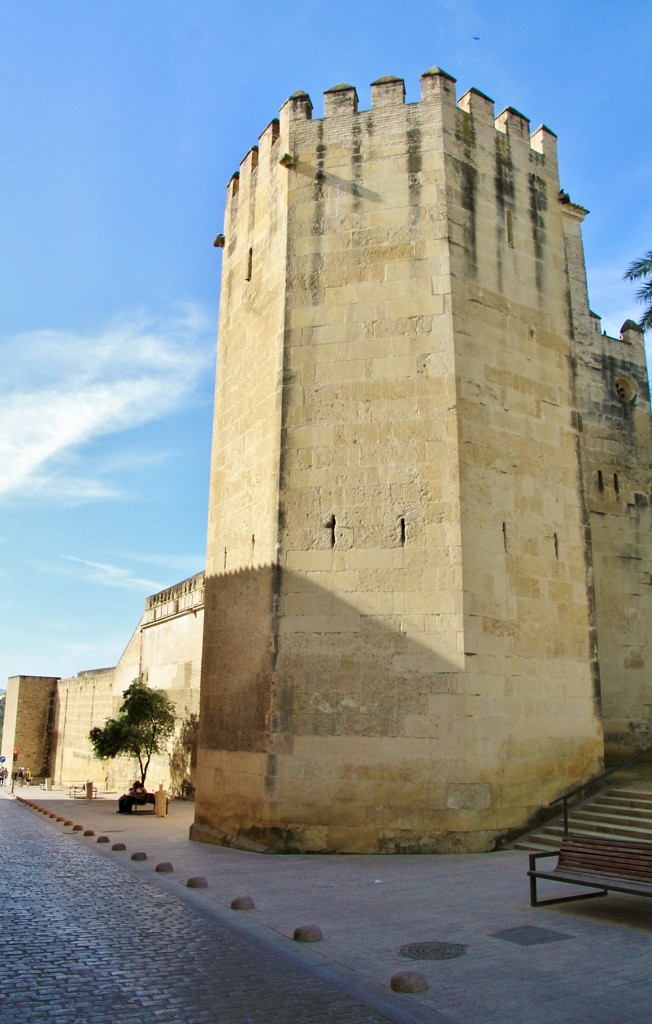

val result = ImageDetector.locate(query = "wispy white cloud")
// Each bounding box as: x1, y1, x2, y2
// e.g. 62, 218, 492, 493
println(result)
0, 305, 214, 504
113, 549, 206, 576
59, 556, 164, 592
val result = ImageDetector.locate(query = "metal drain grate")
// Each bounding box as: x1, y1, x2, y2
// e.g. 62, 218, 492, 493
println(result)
489, 926, 573, 947
398, 941, 468, 961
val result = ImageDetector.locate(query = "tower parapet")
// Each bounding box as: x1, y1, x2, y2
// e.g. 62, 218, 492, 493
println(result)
223, 69, 560, 220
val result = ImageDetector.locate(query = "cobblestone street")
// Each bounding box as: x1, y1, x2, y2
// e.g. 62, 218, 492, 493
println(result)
5, 791, 652, 1024
0, 801, 424, 1024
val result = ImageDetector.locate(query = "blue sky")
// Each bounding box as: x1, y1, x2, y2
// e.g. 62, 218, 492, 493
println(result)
1, 0, 651, 688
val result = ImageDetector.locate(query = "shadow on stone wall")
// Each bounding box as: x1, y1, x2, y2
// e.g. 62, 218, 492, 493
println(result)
195, 562, 604, 852
168, 711, 199, 799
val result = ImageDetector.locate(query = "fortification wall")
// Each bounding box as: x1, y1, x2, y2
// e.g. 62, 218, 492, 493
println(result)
140, 573, 204, 793
2, 675, 58, 778
53, 668, 115, 787
559, 195, 652, 759
8, 573, 205, 795
573, 315, 652, 758
195, 68, 604, 854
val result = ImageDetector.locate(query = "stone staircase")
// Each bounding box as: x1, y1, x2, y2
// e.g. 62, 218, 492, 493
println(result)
513, 787, 652, 852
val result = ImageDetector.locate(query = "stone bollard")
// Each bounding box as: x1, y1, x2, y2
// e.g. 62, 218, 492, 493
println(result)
231, 896, 255, 911
85, 781, 94, 800
390, 970, 429, 994
293, 924, 323, 943
44, 778, 52, 791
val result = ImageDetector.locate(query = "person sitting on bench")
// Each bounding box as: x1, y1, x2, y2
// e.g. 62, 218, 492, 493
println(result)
117, 780, 148, 814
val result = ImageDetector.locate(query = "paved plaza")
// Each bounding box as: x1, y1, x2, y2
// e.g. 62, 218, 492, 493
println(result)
2, 787, 652, 1023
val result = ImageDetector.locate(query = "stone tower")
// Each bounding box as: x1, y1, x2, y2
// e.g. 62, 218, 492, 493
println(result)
192, 68, 651, 854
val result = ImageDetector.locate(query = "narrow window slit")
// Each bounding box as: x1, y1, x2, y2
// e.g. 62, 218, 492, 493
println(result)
326, 515, 336, 548
554, 533, 559, 559
245, 247, 253, 281
506, 209, 514, 248
502, 522, 507, 552
399, 517, 406, 546
597, 470, 604, 493
614, 473, 620, 495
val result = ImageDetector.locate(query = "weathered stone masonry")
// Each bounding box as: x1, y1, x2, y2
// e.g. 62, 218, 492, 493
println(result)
192, 67, 652, 854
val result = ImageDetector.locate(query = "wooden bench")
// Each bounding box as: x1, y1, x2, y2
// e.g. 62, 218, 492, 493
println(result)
133, 794, 156, 814
132, 793, 169, 814
528, 835, 652, 907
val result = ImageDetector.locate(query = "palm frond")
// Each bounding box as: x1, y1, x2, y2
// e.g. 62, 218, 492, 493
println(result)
624, 250, 652, 282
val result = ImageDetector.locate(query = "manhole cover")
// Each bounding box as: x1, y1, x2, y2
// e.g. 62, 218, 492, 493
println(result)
398, 941, 467, 961
489, 926, 573, 947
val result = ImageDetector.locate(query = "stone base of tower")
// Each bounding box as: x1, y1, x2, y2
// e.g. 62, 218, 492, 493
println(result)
190, 739, 603, 855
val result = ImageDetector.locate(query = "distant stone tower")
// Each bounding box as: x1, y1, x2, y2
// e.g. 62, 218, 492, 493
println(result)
192, 68, 652, 854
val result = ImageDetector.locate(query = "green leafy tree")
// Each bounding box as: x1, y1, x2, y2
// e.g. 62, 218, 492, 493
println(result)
624, 250, 652, 331
89, 679, 176, 787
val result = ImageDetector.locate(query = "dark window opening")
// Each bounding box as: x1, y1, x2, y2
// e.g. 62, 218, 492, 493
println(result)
245, 247, 253, 281
614, 473, 620, 495
598, 470, 604, 492
506, 209, 514, 248
399, 517, 406, 546
326, 515, 336, 548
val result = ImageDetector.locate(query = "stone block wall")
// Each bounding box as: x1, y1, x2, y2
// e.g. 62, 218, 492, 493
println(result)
194, 68, 608, 854
53, 668, 115, 787
574, 316, 652, 758
2, 675, 58, 778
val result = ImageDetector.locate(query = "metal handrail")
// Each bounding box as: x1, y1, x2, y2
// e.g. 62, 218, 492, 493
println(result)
551, 745, 652, 837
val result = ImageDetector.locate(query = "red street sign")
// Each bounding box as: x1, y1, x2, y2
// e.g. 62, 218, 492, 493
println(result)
13, 749, 18, 756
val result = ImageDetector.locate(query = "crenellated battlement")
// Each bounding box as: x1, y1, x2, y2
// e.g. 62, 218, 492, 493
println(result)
218, 65, 562, 285
224, 67, 558, 179
143, 571, 205, 626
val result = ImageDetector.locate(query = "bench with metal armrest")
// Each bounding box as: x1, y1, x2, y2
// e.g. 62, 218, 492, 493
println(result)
528, 835, 652, 906
69, 783, 98, 799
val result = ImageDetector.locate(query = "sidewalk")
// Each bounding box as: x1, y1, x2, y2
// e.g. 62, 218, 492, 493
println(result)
4, 784, 652, 1024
